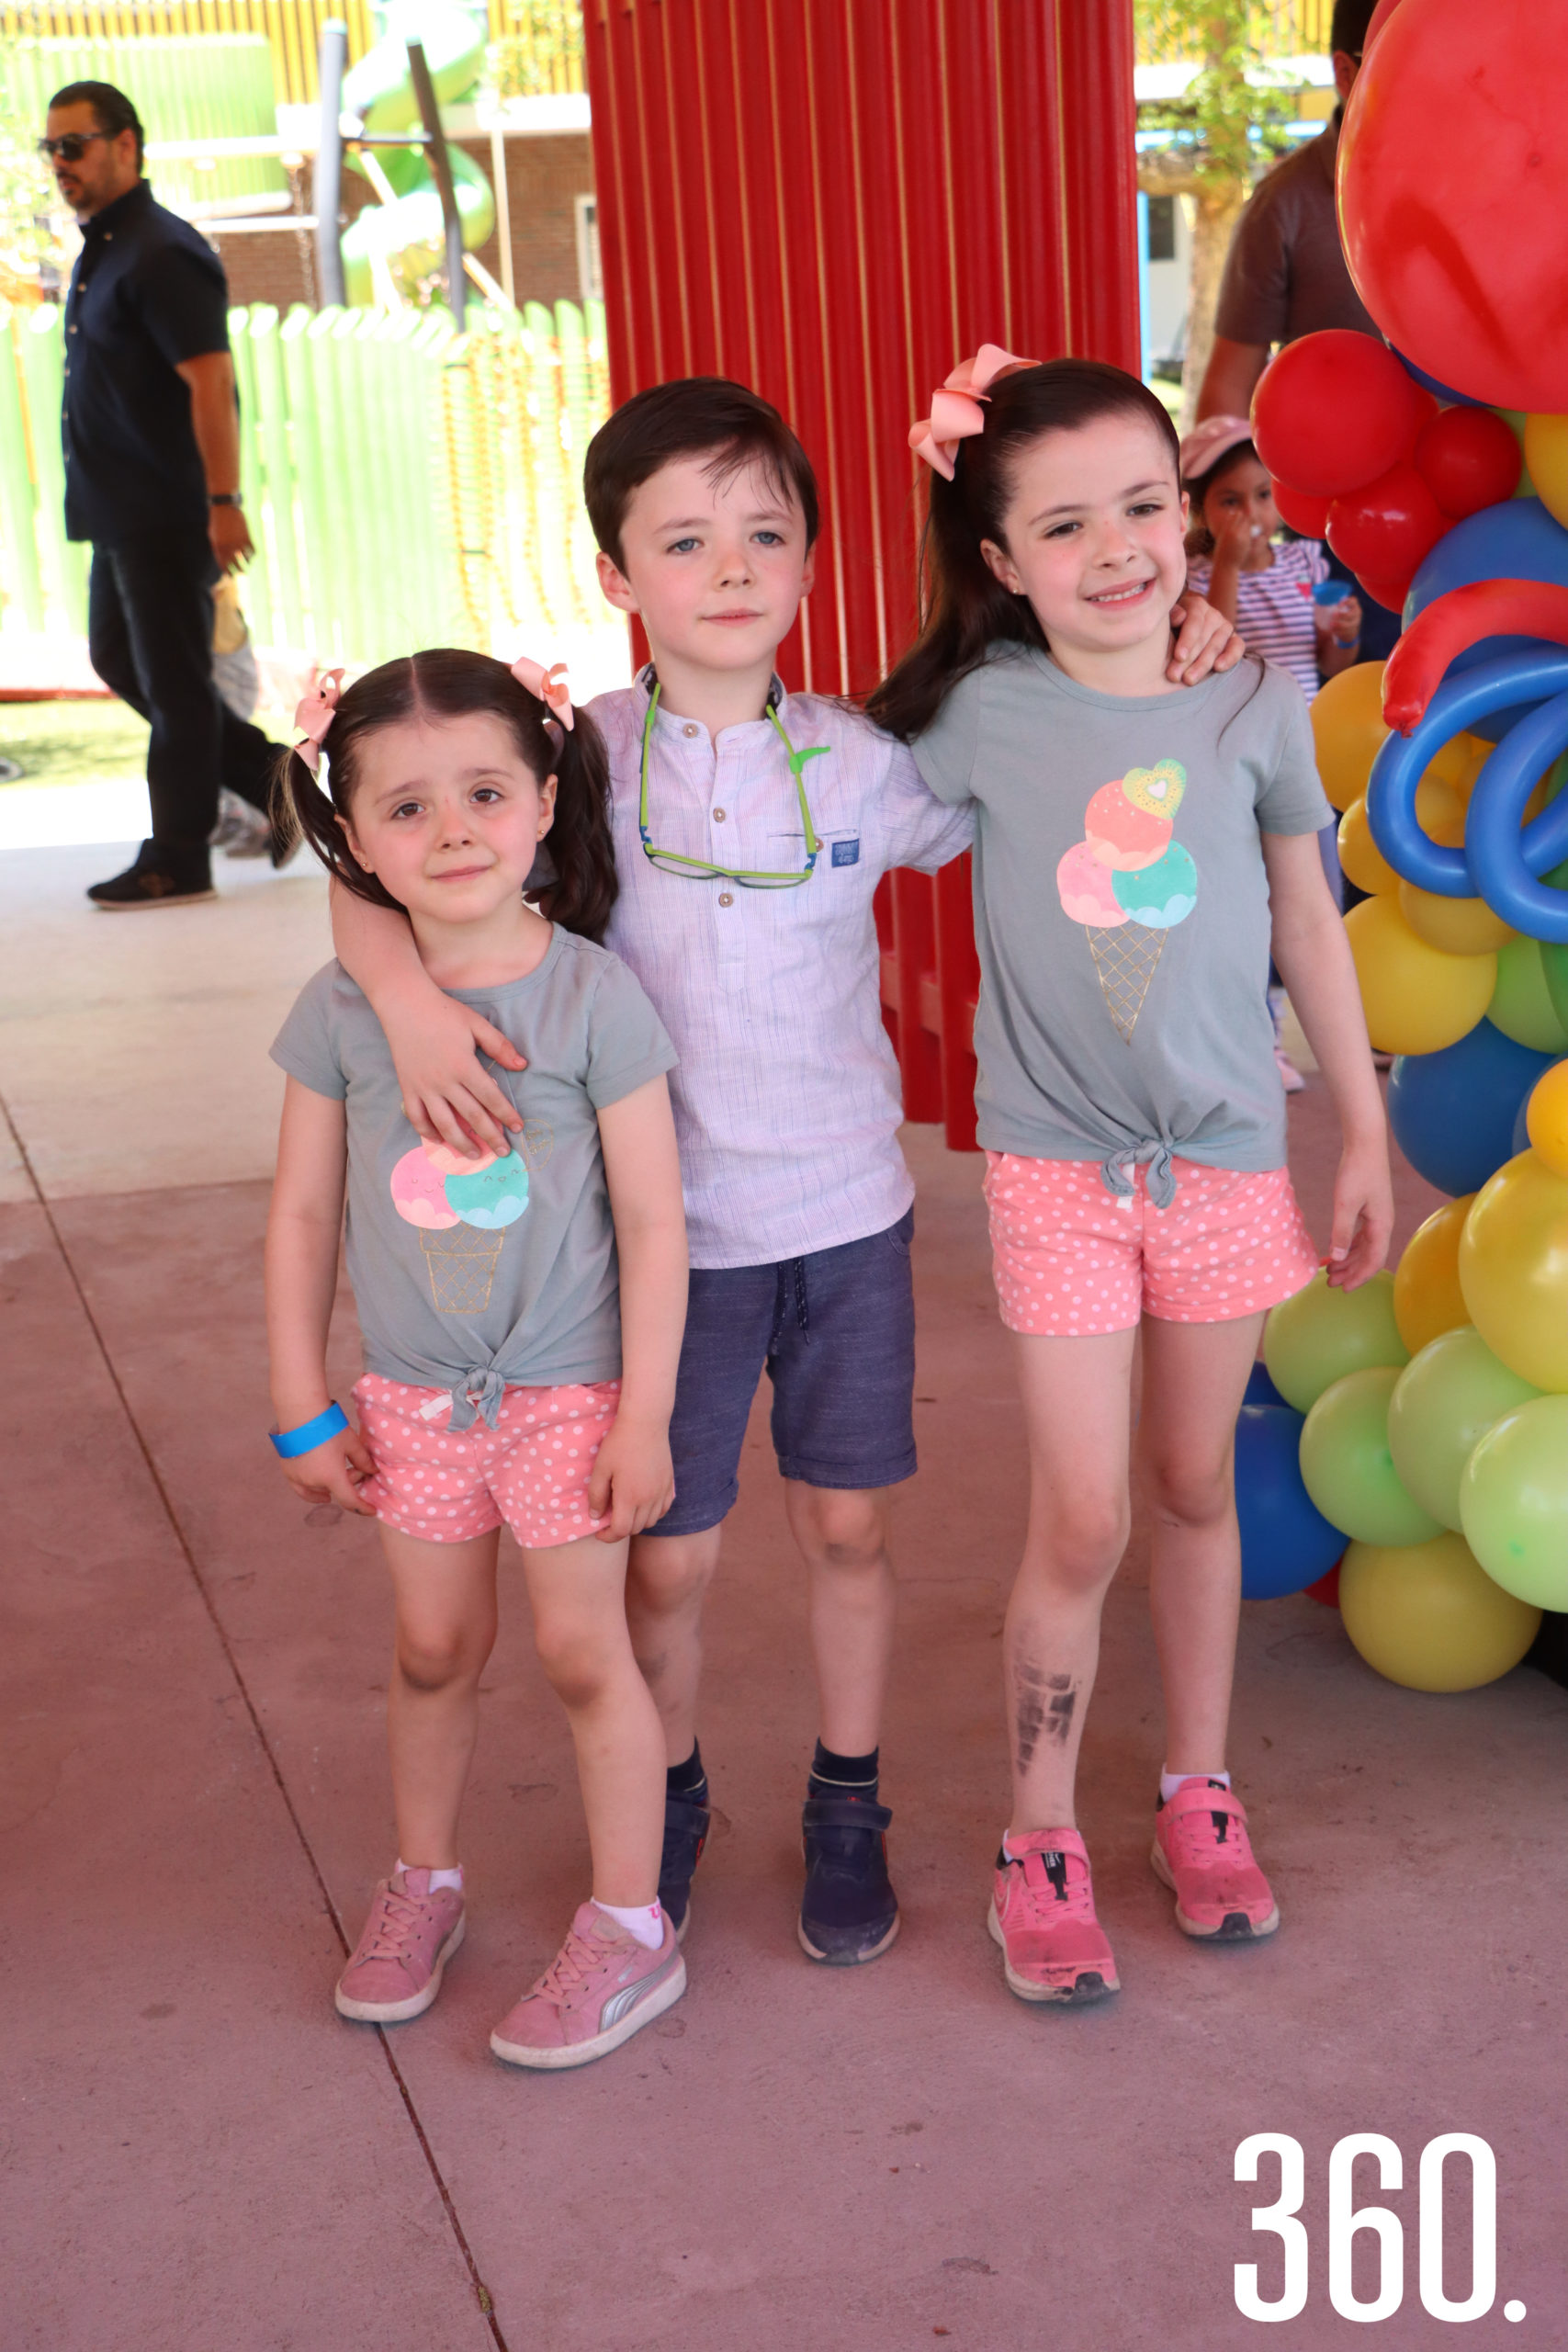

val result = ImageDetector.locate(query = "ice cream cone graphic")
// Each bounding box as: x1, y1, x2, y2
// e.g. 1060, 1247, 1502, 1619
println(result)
418, 1222, 507, 1315
1055, 759, 1199, 1046
1085, 922, 1168, 1043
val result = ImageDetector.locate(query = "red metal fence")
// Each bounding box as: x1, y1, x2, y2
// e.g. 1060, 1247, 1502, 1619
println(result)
583, 0, 1141, 1148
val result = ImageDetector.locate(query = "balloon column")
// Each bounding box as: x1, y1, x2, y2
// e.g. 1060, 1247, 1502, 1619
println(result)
1233, 0, 1568, 1686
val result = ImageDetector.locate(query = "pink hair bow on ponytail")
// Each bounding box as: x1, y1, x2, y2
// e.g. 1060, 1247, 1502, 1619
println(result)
908, 343, 1039, 479
292, 668, 344, 775
511, 654, 574, 731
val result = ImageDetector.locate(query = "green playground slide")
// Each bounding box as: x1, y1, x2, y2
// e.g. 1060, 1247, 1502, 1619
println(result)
340, 0, 497, 309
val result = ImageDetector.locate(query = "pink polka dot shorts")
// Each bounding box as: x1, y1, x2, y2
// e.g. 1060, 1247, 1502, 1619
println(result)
984, 1152, 1319, 1337
353, 1373, 622, 1549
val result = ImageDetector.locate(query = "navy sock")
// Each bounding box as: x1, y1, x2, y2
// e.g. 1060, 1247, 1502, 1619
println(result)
667, 1742, 707, 1799
809, 1740, 879, 1800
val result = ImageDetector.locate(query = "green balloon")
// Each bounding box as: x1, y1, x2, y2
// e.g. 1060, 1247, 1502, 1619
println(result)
1388, 1328, 1542, 1530
1486, 937, 1568, 1054
1532, 856, 1568, 1035
1459, 1394, 1568, 1611
1264, 1268, 1408, 1415
1300, 1367, 1444, 1547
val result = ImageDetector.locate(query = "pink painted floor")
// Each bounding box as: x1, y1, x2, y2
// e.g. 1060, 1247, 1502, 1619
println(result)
5, 1040, 1563, 2347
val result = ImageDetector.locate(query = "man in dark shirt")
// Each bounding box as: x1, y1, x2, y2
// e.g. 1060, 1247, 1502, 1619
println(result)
45, 79, 282, 908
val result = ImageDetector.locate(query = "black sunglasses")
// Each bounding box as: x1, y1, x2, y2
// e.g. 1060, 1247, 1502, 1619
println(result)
38, 130, 112, 163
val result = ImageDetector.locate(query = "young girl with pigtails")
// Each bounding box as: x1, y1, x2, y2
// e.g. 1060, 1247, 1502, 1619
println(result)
265, 648, 690, 2069
868, 350, 1393, 2006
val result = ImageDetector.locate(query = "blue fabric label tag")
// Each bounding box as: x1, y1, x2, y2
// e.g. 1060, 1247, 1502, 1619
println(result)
831, 837, 861, 867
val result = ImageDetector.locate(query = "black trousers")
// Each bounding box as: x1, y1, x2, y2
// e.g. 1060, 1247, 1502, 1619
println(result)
87, 528, 277, 868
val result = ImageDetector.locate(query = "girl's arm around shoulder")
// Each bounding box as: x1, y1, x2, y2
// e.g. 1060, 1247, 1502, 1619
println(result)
330, 877, 525, 1159
265, 1074, 377, 1513
1262, 832, 1393, 1290
589, 1073, 688, 1543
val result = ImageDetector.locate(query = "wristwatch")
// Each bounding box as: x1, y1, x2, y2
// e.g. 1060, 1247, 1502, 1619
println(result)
209, 492, 243, 508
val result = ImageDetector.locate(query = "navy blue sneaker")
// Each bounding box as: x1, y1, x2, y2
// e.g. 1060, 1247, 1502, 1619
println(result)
658, 1791, 710, 1945
798, 1794, 900, 1964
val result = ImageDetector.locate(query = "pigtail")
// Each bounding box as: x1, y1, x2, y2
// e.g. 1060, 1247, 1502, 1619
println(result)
269, 728, 406, 910
534, 707, 618, 944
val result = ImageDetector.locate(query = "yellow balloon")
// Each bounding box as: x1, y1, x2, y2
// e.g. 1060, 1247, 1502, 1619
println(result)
1338, 1533, 1540, 1692
1458, 1148, 1568, 1391
1312, 661, 1388, 811
1397, 881, 1516, 956
1421, 730, 1484, 800
1339, 796, 1401, 895
1524, 413, 1568, 532
1344, 897, 1497, 1057
1413, 771, 1466, 844
1393, 1193, 1475, 1353
1525, 1060, 1568, 1178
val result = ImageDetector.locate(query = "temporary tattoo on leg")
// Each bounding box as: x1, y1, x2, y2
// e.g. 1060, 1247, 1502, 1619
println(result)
1013, 1660, 1078, 1773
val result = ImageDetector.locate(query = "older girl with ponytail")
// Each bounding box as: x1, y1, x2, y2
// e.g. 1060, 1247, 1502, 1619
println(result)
265, 646, 692, 2070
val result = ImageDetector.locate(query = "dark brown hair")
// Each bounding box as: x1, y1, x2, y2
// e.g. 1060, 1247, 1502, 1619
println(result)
583, 377, 819, 571
865, 359, 1182, 742
48, 79, 145, 169
273, 648, 618, 943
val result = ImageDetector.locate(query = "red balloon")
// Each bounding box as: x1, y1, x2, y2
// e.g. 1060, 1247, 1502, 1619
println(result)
1270, 477, 1331, 537
1362, 0, 1405, 48
1360, 574, 1413, 615
1251, 330, 1427, 498
1305, 1563, 1342, 1608
1382, 579, 1568, 732
1413, 407, 1523, 520
1325, 460, 1447, 583
1339, 0, 1568, 413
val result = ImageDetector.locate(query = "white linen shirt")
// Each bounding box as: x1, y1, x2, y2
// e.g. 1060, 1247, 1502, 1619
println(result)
592, 676, 974, 1269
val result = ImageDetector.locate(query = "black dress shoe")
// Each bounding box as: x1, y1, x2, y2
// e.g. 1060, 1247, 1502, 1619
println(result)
87, 844, 216, 910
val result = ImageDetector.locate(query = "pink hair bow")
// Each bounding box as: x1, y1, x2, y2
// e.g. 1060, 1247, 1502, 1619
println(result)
292, 668, 344, 775
511, 653, 574, 731
908, 343, 1038, 480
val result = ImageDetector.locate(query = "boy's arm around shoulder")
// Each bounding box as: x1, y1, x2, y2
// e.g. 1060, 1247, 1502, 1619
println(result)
873, 728, 976, 874
588, 1072, 688, 1542
329, 878, 525, 1158
265, 1073, 377, 1513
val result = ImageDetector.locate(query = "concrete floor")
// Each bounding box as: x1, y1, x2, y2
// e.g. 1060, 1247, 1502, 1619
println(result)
3, 841, 1562, 2350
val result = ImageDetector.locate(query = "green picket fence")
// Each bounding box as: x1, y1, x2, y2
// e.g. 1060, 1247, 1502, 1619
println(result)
1, 34, 287, 211
0, 294, 609, 670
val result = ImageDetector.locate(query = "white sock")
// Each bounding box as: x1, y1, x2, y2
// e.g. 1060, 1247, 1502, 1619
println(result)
592, 1897, 664, 1951
398, 1858, 464, 1894
1159, 1769, 1230, 1804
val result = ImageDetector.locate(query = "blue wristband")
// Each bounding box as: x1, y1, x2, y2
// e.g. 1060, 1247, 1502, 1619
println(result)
271, 1401, 349, 1459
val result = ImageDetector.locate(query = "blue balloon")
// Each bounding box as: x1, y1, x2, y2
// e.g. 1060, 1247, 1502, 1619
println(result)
1386, 1019, 1556, 1196
1406, 498, 1568, 740
1366, 651, 1568, 899
1388, 344, 1484, 408
1244, 1361, 1286, 1408
1462, 694, 1568, 940
1235, 1403, 1345, 1600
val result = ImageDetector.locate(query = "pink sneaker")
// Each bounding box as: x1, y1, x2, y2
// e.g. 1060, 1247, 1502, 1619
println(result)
490, 1903, 686, 2070
987, 1828, 1119, 2005
334, 1868, 466, 2023
1152, 1779, 1280, 1940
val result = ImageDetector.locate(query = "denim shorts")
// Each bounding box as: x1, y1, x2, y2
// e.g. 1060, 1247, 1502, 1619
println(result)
645, 1208, 918, 1538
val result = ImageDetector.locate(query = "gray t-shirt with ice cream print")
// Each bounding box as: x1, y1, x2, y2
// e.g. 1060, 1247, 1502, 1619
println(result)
908, 647, 1331, 1194
270, 926, 676, 1426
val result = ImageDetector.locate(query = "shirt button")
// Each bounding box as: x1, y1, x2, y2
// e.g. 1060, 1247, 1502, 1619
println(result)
713, 807, 727, 821
717, 891, 734, 908
682, 723, 699, 739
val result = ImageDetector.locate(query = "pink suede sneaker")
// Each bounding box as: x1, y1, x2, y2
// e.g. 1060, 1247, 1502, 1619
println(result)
334, 1868, 466, 2023
1152, 1779, 1280, 1940
490, 1903, 686, 2070
987, 1828, 1119, 2005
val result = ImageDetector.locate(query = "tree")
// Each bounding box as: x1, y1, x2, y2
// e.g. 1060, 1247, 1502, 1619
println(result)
1135, 3, 1294, 428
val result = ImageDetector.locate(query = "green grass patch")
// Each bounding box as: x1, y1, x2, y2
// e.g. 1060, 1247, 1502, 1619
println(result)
0, 699, 150, 789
